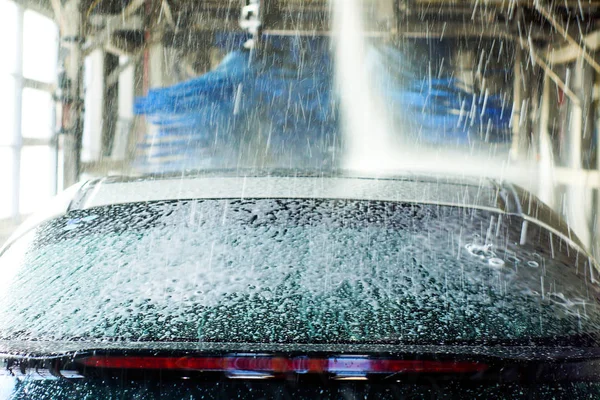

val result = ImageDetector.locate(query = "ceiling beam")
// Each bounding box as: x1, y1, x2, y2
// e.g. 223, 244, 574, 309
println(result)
83, 0, 146, 56
533, 0, 600, 74
515, 33, 581, 106
84, 15, 144, 56
546, 30, 600, 64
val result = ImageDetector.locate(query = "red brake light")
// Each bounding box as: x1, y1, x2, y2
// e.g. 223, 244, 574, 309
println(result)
79, 355, 487, 375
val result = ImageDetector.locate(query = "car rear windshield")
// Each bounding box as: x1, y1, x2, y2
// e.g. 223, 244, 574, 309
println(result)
0, 199, 599, 344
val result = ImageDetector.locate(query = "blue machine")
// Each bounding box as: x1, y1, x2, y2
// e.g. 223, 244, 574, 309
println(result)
134, 35, 512, 172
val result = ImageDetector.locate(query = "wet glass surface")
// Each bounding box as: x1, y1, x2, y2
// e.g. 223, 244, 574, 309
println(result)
0, 199, 598, 344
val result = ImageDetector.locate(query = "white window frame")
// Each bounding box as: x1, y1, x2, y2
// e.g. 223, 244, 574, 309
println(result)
2, 1, 58, 227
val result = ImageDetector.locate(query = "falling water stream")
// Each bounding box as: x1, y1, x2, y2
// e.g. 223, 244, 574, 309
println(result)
331, 0, 397, 171
331, 0, 543, 184
331, 0, 491, 175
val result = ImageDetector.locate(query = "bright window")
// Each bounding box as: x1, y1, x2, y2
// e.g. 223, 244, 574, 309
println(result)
0, 1, 58, 223
23, 10, 58, 83
21, 88, 53, 139
0, 75, 16, 146
0, 0, 18, 75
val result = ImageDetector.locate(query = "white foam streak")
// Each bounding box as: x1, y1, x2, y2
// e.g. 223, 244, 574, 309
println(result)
332, 0, 397, 171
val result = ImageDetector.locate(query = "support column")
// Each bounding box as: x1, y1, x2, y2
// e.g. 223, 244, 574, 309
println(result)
595, 69, 600, 260
510, 45, 532, 161
565, 58, 594, 248
537, 74, 556, 209
143, 0, 165, 92
103, 53, 119, 156
55, 0, 84, 188
148, 37, 165, 88
142, 4, 165, 169
82, 48, 104, 163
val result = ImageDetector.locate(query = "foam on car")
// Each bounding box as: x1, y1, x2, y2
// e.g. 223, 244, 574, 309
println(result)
0, 199, 598, 344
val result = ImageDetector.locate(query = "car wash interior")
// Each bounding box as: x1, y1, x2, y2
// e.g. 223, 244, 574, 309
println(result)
2, 0, 600, 255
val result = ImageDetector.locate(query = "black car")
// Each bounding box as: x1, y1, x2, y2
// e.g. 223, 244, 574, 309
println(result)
1, 172, 599, 399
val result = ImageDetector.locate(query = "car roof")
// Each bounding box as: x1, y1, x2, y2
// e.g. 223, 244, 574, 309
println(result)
70, 172, 513, 214
1, 170, 587, 257
70, 170, 588, 252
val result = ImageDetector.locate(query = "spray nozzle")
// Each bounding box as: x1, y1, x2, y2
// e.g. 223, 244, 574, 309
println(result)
240, 0, 262, 37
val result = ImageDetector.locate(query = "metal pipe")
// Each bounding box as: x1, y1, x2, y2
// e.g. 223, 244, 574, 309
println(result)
515, 34, 581, 107
533, 0, 600, 75
160, 0, 175, 28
